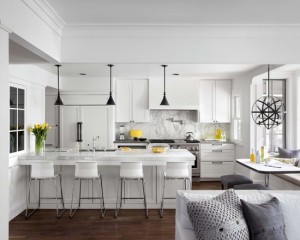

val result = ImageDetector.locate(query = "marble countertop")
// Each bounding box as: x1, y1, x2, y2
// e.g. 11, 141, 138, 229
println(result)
18, 149, 195, 166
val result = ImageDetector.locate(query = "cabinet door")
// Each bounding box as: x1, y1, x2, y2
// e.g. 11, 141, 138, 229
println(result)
199, 80, 215, 122
60, 106, 80, 148
132, 80, 149, 122
201, 161, 234, 178
215, 80, 231, 123
81, 106, 109, 149
116, 80, 131, 122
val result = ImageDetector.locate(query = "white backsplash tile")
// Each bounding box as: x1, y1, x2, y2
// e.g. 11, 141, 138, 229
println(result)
116, 110, 230, 140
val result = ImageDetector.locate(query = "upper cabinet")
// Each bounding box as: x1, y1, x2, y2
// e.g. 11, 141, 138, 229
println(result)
116, 79, 150, 122
199, 80, 231, 123
149, 77, 199, 110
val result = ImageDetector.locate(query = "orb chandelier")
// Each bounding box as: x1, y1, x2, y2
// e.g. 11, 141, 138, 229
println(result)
251, 65, 285, 129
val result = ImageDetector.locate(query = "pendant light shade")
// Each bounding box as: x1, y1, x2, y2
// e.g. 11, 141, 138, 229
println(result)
54, 64, 64, 106
106, 64, 116, 105
160, 65, 169, 106
251, 65, 285, 129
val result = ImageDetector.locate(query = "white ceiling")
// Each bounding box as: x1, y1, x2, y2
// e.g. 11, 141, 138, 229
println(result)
47, 0, 300, 25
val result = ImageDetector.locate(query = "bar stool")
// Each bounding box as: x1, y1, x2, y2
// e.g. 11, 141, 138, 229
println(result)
70, 161, 106, 218
115, 162, 148, 218
25, 161, 65, 219
160, 162, 190, 217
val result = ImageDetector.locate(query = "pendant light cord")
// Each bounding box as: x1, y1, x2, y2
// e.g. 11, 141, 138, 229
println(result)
162, 65, 167, 95
55, 64, 61, 94
267, 64, 270, 97
108, 64, 114, 95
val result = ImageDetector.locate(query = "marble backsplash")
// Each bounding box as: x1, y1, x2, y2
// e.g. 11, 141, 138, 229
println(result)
115, 110, 230, 140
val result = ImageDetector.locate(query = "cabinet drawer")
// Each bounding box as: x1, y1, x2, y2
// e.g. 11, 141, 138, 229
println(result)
201, 161, 234, 179
201, 143, 234, 150
201, 150, 234, 161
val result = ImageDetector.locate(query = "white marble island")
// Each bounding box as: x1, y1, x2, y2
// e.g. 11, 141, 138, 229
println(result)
19, 149, 195, 209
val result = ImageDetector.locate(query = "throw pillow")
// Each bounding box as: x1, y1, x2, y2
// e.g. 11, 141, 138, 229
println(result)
278, 147, 300, 166
187, 189, 249, 240
241, 197, 287, 240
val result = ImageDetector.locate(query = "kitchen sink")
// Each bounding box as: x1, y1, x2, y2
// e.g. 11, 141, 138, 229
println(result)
79, 149, 116, 152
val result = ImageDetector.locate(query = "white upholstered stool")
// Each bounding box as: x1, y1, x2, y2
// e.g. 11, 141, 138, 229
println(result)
160, 162, 190, 217
70, 161, 106, 218
115, 162, 148, 218
25, 161, 65, 219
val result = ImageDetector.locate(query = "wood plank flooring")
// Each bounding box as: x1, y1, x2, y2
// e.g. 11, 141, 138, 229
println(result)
9, 181, 221, 240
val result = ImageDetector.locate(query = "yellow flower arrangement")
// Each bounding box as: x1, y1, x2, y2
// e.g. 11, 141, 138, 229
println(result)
29, 123, 51, 154
29, 122, 51, 139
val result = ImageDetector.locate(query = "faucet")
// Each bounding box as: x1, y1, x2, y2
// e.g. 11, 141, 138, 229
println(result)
92, 136, 100, 153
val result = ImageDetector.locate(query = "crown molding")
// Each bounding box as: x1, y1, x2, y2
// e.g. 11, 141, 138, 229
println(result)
21, 0, 65, 36
0, 20, 12, 33
62, 23, 300, 39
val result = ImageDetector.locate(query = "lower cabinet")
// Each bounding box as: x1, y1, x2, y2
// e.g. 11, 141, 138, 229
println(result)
200, 143, 235, 179
201, 161, 234, 178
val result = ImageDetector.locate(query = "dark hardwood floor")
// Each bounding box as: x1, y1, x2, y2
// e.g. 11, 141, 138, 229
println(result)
9, 181, 221, 240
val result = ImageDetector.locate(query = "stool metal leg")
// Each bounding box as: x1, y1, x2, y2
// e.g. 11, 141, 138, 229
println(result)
160, 175, 166, 218
97, 175, 106, 217
115, 178, 122, 218
25, 179, 41, 219
55, 174, 66, 218
70, 179, 78, 218
142, 178, 148, 218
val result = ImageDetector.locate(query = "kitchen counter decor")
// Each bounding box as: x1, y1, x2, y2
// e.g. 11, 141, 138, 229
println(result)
30, 123, 51, 155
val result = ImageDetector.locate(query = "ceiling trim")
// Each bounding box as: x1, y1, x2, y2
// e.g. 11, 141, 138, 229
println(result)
21, 0, 65, 36
62, 24, 300, 39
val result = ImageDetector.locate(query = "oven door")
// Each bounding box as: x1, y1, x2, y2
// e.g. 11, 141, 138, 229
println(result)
191, 151, 200, 177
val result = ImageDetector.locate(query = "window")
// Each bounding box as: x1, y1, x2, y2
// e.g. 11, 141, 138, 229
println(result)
233, 96, 242, 142
10, 86, 25, 154
262, 79, 286, 152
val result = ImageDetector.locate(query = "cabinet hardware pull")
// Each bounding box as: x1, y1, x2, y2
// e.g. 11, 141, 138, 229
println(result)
212, 162, 223, 164
212, 149, 222, 152
212, 143, 222, 146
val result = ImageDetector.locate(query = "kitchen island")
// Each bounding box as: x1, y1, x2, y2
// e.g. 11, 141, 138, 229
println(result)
19, 149, 195, 209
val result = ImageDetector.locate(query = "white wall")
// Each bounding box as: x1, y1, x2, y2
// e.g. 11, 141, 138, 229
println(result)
0, 26, 10, 240
8, 65, 56, 220
232, 66, 272, 159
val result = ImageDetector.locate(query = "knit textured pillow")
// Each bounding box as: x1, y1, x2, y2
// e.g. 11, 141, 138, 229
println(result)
187, 189, 249, 240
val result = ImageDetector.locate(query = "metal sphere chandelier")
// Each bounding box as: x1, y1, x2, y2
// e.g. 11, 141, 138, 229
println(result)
251, 65, 285, 129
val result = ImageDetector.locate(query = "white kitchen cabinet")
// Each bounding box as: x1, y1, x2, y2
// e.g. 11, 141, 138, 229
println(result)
200, 143, 234, 179
199, 80, 231, 123
116, 79, 149, 122
149, 77, 199, 110
60, 106, 114, 149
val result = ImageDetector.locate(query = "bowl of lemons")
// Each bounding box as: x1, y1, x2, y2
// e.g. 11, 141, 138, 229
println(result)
152, 146, 167, 153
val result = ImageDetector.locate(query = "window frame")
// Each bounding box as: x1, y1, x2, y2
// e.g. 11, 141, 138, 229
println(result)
262, 79, 286, 153
232, 94, 243, 144
9, 83, 26, 157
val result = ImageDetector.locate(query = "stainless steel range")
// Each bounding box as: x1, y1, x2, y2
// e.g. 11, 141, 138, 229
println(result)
149, 139, 200, 180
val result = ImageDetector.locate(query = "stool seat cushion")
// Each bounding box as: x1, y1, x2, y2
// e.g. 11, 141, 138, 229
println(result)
220, 175, 253, 189
233, 184, 268, 190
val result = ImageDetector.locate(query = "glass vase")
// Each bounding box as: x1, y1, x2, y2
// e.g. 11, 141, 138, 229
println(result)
35, 135, 45, 155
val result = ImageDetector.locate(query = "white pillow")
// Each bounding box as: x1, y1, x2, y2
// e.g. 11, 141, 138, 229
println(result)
180, 191, 272, 230
270, 193, 300, 240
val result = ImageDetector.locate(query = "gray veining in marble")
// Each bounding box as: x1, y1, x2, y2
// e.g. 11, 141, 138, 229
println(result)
116, 110, 230, 141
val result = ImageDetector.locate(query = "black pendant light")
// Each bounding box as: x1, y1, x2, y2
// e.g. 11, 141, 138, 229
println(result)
106, 64, 116, 105
54, 64, 64, 105
251, 65, 285, 129
160, 65, 169, 106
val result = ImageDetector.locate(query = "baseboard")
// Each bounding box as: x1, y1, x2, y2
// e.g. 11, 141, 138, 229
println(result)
10, 202, 26, 221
